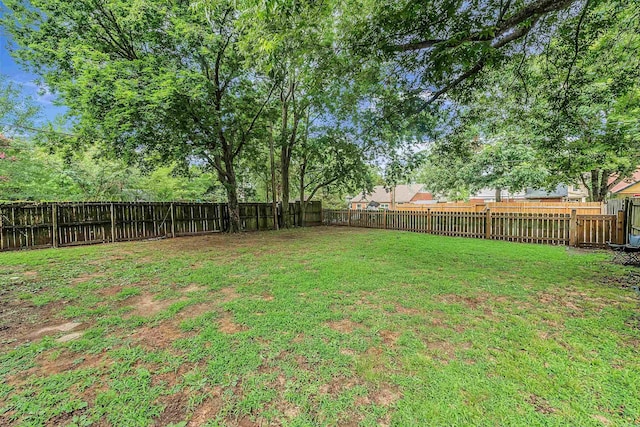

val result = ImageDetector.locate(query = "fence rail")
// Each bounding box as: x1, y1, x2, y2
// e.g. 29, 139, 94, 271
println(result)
323, 208, 623, 248
0, 201, 322, 251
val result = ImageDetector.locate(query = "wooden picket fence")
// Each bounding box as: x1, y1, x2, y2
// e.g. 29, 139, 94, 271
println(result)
323, 209, 624, 247
394, 201, 604, 215
0, 201, 322, 251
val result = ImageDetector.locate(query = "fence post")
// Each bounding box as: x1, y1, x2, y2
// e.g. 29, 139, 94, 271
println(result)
617, 210, 625, 244
569, 209, 577, 247
383, 209, 387, 229
427, 209, 432, 233
484, 208, 491, 240
348, 209, 352, 227
110, 203, 116, 243
51, 203, 59, 248
170, 203, 176, 238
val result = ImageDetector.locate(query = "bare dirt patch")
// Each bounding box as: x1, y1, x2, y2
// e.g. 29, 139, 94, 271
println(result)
326, 319, 360, 333
56, 332, 83, 343
98, 285, 124, 298
70, 272, 104, 285
218, 287, 240, 303
38, 351, 108, 376
126, 294, 176, 317
30, 321, 82, 338
156, 392, 189, 426
8, 350, 110, 391
435, 293, 489, 309
379, 330, 399, 347
187, 388, 224, 427
181, 284, 203, 293
526, 394, 556, 414
175, 302, 215, 321
371, 383, 402, 406
394, 304, 422, 316
219, 312, 248, 334
262, 293, 275, 301
592, 414, 613, 425
129, 322, 184, 349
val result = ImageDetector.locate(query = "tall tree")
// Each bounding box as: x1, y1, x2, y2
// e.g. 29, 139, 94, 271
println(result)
244, 0, 339, 227
3, 0, 275, 231
523, 0, 640, 201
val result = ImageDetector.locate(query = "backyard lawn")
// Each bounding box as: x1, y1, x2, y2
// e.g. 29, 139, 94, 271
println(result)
0, 227, 639, 426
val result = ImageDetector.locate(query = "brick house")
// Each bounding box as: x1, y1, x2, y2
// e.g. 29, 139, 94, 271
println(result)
348, 184, 434, 210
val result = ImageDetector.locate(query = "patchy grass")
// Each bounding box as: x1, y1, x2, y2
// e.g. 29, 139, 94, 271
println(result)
0, 227, 639, 426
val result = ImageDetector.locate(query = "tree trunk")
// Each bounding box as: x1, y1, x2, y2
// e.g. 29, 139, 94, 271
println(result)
281, 148, 291, 227
495, 188, 502, 202
227, 182, 241, 232
299, 162, 307, 227
216, 154, 241, 233
279, 80, 300, 229
269, 126, 279, 230
588, 169, 611, 202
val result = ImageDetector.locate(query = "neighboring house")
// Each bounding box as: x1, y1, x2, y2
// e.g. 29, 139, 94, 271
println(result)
468, 188, 526, 203
609, 170, 640, 199
348, 184, 435, 210
524, 185, 588, 202
469, 185, 588, 203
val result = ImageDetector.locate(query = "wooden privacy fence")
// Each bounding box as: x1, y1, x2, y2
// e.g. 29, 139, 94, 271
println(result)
394, 201, 604, 215
0, 201, 322, 251
323, 209, 624, 248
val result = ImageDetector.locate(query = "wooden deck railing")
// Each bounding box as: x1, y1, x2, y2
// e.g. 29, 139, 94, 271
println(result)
323, 209, 624, 247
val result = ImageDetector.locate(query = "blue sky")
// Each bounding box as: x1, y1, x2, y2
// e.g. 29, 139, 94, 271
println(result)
1, 28, 67, 125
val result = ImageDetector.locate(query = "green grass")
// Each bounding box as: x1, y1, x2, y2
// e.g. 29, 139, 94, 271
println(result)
0, 227, 639, 426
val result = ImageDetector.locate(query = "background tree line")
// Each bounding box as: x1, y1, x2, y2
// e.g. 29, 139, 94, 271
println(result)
1, 0, 638, 231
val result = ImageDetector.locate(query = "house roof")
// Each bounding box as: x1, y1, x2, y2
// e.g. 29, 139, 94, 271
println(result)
411, 192, 433, 202
610, 170, 640, 194
524, 185, 568, 199
350, 184, 426, 204
471, 188, 526, 200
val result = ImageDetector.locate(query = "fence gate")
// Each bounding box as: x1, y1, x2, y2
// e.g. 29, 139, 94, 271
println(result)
575, 214, 621, 248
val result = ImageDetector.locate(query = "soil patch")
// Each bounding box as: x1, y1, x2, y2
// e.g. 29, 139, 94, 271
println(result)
70, 272, 104, 285
31, 321, 82, 338
526, 394, 556, 414
156, 392, 189, 426
126, 294, 176, 317
130, 323, 184, 349
56, 332, 83, 343
219, 312, 248, 334
379, 330, 399, 347
326, 319, 359, 333
187, 389, 223, 426
371, 384, 402, 406
435, 293, 489, 309
218, 287, 240, 303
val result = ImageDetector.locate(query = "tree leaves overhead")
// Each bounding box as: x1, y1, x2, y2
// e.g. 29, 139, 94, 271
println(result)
342, 0, 580, 109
